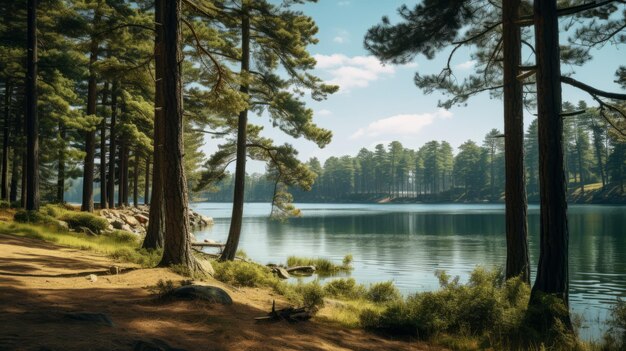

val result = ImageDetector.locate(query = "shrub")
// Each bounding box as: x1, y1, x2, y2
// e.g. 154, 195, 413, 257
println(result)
60, 212, 108, 234
297, 280, 326, 309
359, 267, 534, 346
324, 278, 367, 300
366, 281, 401, 303
0, 200, 10, 209
148, 279, 176, 299
604, 299, 626, 350
212, 260, 275, 287
14, 210, 55, 225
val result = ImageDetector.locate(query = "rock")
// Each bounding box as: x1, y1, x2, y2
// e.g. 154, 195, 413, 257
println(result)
196, 259, 215, 276
111, 219, 125, 230
134, 214, 149, 224
121, 213, 140, 227
133, 339, 188, 351
63, 312, 114, 327
109, 266, 120, 275
121, 224, 134, 233
168, 285, 232, 305
55, 220, 69, 231
201, 216, 214, 225
87, 274, 98, 282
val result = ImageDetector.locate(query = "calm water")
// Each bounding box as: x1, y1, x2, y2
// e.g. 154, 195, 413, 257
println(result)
191, 202, 626, 340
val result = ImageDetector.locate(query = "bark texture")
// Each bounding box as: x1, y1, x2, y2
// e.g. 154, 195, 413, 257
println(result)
502, 0, 530, 283
2, 82, 11, 200
100, 82, 109, 209
25, 0, 39, 211
158, 0, 196, 270
143, 0, 165, 250
81, 12, 101, 212
529, 0, 572, 333
221, 8, 250, 261
107, 81, 118, 208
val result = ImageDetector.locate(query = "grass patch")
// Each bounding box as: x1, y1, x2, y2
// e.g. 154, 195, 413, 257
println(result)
0, 222, 159, 267
59, 212, 109, 234
286, 254, 353, 276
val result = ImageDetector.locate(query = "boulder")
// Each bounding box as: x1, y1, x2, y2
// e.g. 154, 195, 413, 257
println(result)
121, 213, 140, 227
196, 259, 215, 276
55, 220, 69, 231
111, 219, 125, 230
134, 214, 149, 224
86, 274, 98, 282
168, 285, 232, 305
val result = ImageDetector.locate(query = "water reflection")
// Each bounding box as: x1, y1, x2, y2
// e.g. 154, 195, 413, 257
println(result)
191, 203, 626, 340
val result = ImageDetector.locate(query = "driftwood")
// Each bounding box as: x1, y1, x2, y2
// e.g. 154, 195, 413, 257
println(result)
286, 266, 316, 274
255, 300, 314, 323
271, 267, 290, 279
191, 242, 225, 248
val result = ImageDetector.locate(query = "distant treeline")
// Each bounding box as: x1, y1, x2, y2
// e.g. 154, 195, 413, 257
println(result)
200, 101, 626, 204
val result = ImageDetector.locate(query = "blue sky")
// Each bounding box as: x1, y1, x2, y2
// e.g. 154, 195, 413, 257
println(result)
203, 0, 625, 174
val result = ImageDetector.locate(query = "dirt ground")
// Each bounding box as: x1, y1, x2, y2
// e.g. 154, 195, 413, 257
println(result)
0, 233, 439, 351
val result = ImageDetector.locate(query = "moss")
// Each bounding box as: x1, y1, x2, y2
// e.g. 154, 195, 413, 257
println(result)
14, 210, 56, 225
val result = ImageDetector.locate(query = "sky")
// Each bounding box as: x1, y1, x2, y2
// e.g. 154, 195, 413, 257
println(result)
201, 0, 626, 174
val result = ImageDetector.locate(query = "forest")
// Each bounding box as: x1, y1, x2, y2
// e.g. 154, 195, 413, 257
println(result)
1, 0, 626, 350
204, 103, 626, 203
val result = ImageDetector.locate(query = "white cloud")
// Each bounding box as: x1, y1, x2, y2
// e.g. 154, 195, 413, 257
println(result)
454, 60, 476, 70
313, 54, 396, 91
332, 29, 350, 44
350, 109, 453, 139
337, 1, 350, 6
317, 109, 332, 116
333, 36, 345, 43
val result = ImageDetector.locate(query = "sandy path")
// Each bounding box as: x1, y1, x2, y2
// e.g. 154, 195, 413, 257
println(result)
0, 234, 438, 351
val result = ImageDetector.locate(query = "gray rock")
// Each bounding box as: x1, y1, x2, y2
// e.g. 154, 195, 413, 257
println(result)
63, 312, 113, 327
55, 220, 69, 231
111, 219, 125, 230
196, 259, 215, 276
168, 285, 232, 305
86, 274, 98, 282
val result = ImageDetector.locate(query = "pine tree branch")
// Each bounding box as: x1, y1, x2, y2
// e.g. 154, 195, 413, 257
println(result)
561, 76, 626, 100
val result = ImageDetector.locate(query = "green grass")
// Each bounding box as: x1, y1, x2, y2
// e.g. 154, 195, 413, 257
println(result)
286, 255, 353, 276
0, 222, 160, 267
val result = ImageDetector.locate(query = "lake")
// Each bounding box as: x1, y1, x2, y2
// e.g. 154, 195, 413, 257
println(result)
191, 202, 626, 340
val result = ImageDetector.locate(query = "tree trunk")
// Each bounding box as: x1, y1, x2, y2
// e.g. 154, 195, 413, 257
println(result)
118, 142, 125, 207
9, 148, 18, 202
21, 151, 26, 208
159, 0, 196, 270
100, 82, 109, 209
56, 124, 65, 202
108, 81, 118, 208
221, 7, 250, 261
143, 0, 165, 250
81, 21, 101, 212
529, 0, 572, 333
25, 0, 39, 211
144, 157, 150, 205
2, 82, 11, 200
133, 151, 139, 207
502, 0, 530, 283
